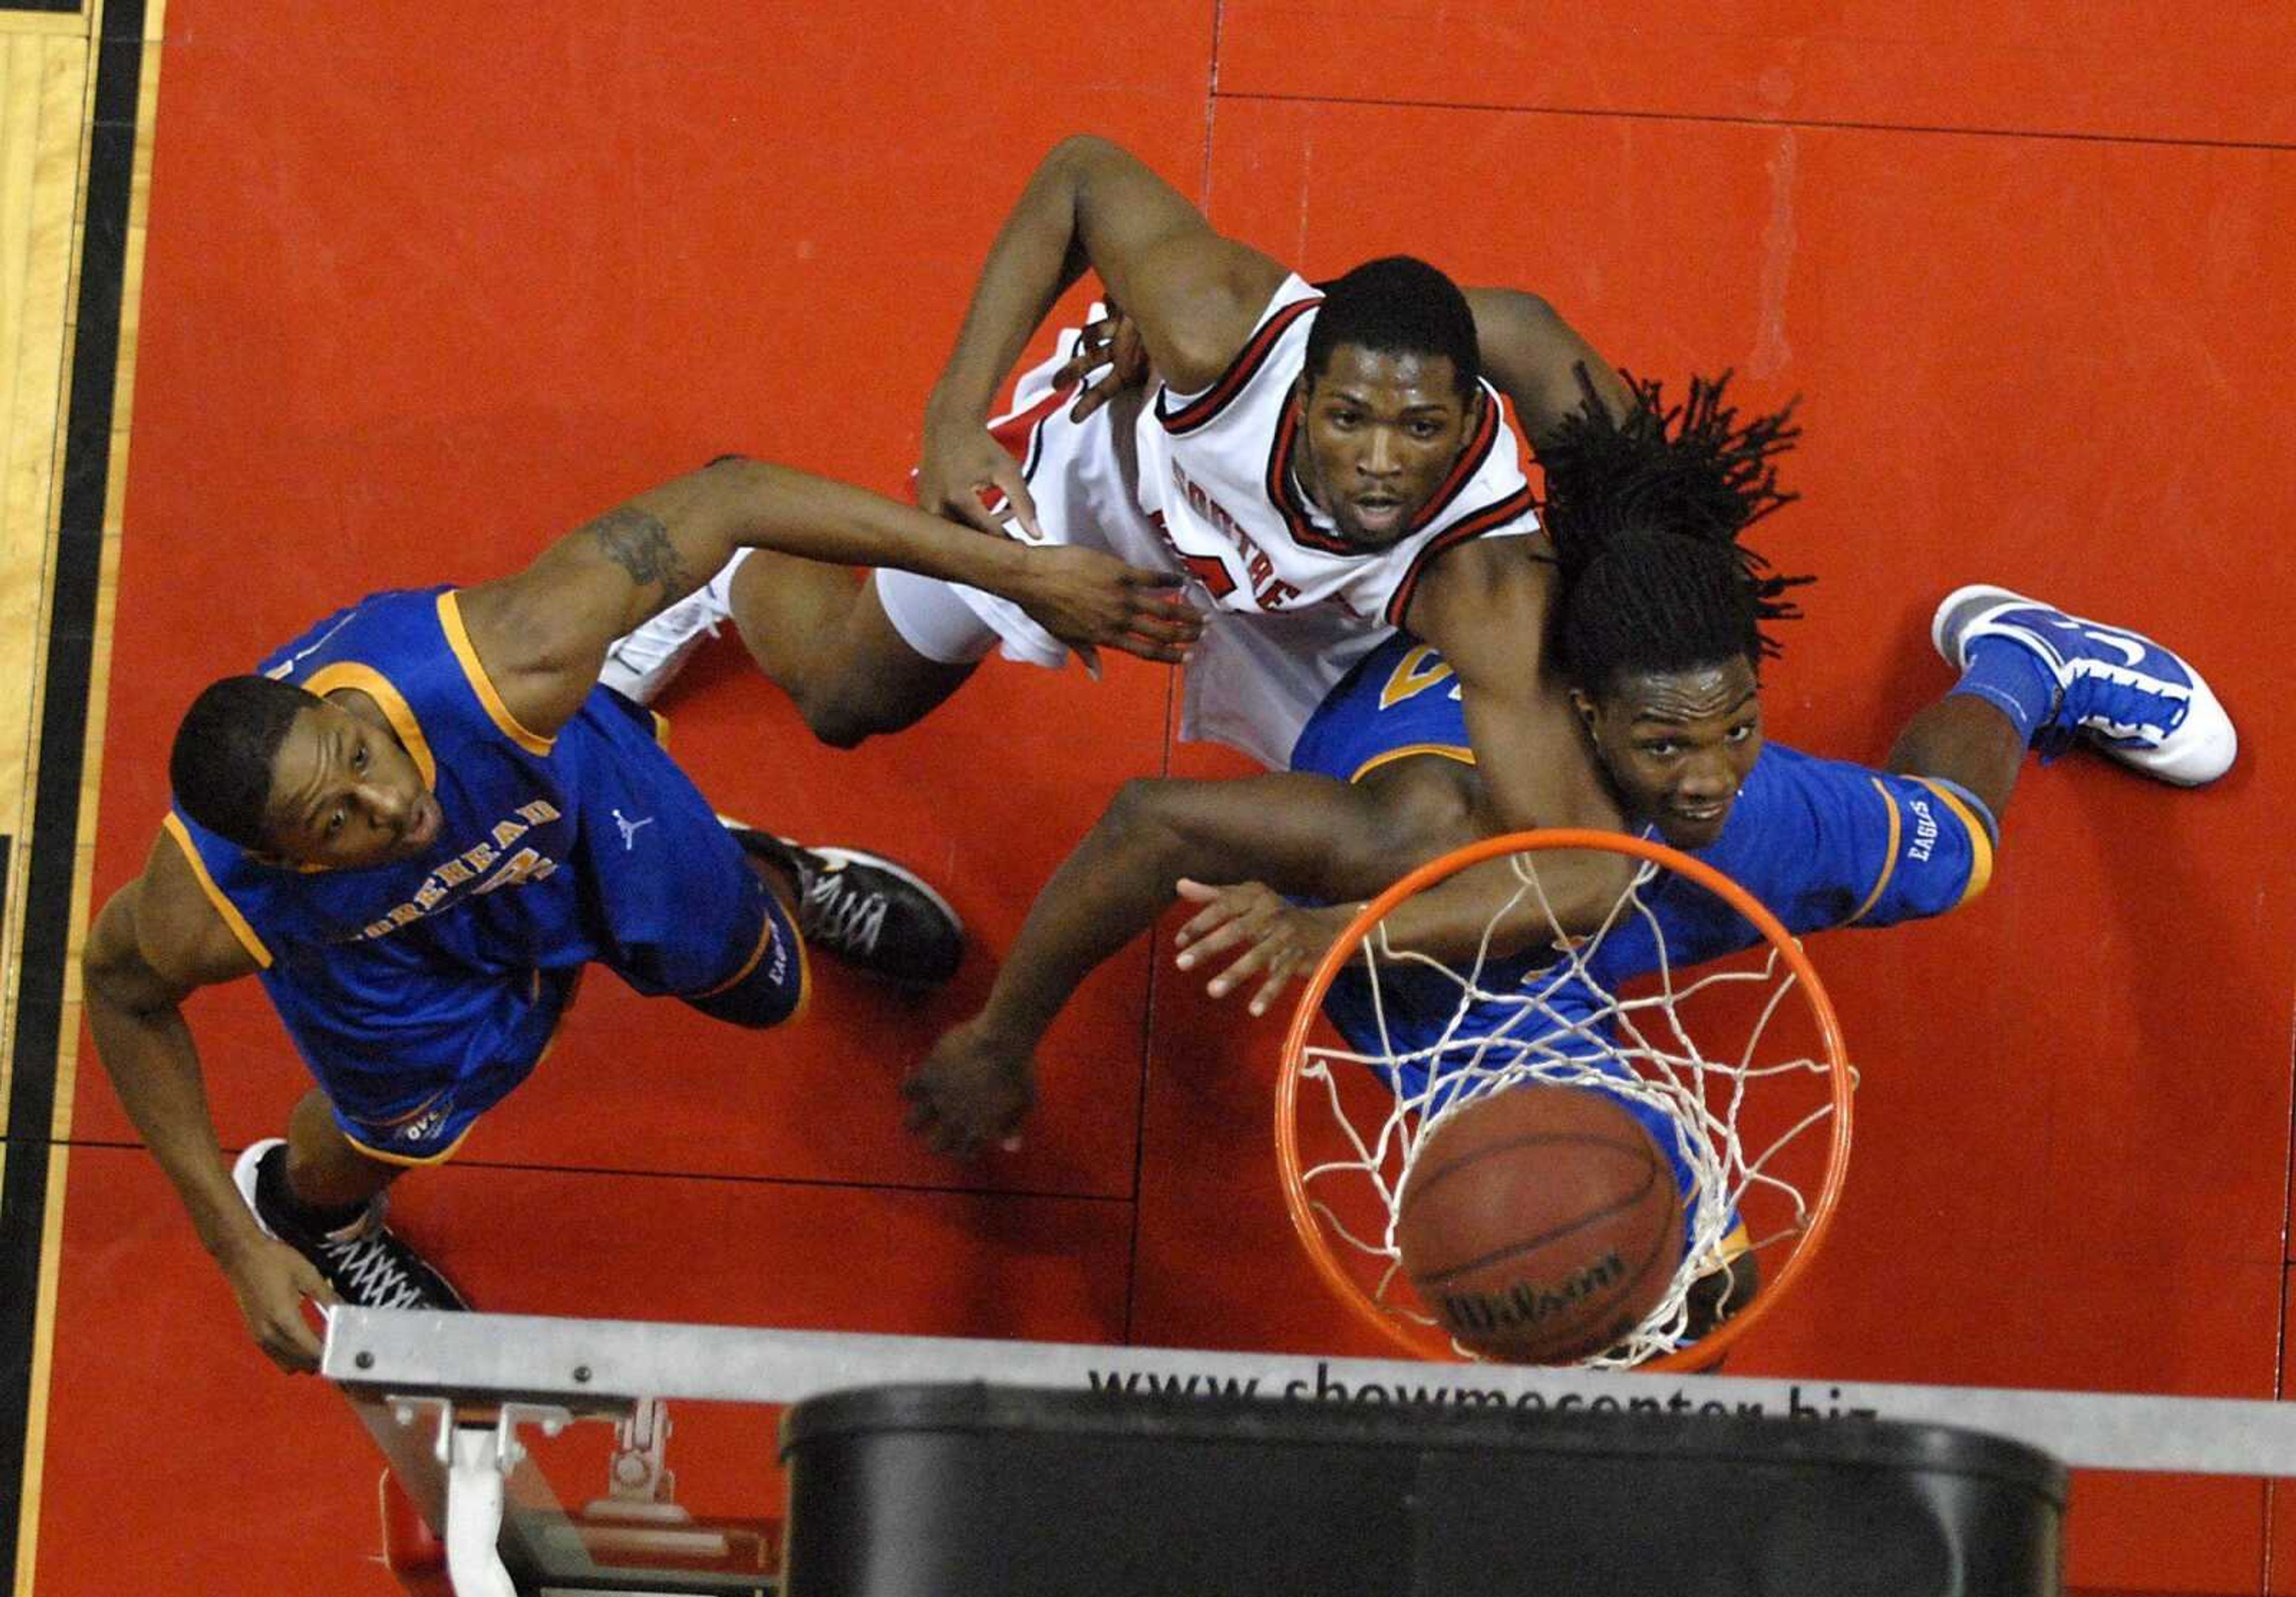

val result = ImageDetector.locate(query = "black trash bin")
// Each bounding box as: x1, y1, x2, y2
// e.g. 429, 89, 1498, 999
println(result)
778, 1383, 2064, 1596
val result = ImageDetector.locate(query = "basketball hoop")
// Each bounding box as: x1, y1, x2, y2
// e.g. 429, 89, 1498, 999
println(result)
1277, 829, 1853, 1371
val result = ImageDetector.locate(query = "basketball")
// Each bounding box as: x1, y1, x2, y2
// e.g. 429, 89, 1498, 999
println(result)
1397, 1083, 1686, 1363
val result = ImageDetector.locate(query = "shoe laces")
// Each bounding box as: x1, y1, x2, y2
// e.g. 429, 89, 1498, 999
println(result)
799, 868, 889, 958
2056, 670, 2190, 750
315, 1219, 446, 1310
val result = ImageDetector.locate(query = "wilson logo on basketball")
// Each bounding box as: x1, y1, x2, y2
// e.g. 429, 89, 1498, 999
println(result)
1443, 1251, 1628, 1333
1395, 1086, 1684, 1363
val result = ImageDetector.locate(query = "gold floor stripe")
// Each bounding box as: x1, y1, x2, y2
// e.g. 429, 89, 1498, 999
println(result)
0, 13, 88, 40
0, 26, 90, 1120
9, 1144, 69, 1597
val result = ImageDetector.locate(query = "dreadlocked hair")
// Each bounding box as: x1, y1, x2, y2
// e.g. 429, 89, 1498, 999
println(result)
1541, 366, 1813, 696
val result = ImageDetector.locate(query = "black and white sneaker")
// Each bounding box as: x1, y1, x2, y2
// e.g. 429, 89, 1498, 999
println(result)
722, 821, 964, 987
231, 1138, 470, 1312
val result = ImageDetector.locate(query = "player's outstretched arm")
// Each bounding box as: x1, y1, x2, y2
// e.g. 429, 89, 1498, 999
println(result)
900, 771, 1415, 1158
1463, 288, 1636, 444
456, 456, 1201, 739
1400, 538, 1620, 837
1168, 795, 1645, 1019
82, 833, 337, 1372
920, 134, 1290, 537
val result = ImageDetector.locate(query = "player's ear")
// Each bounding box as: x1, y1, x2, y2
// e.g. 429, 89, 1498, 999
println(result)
1568, 687, 1599, 738
242, 838, 292, 868
241, 809, 295, 868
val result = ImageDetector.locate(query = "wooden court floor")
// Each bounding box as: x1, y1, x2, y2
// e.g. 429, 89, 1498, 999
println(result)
0, 0, 151, 1590
5, 3, 2295, 1593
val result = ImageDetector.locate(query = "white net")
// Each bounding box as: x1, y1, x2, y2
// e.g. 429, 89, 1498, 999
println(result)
1284, 838, 1852, 1369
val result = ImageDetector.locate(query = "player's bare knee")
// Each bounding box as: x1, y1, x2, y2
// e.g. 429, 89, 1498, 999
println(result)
1104, 777, 1165, 838
285, 1094, 398, 1205
1104, 778, 1195, 865
797, 696, 875, 750
792, 685, 908, 750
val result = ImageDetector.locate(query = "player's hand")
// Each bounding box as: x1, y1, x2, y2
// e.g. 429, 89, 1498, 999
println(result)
902, 1017, 1038, 1158
1011, 545, 1204, 667
219, 1232, 338, 1373
1051, 306, 1150, 424
1171, 880, 1351, 1018
917, 413, 1043, 543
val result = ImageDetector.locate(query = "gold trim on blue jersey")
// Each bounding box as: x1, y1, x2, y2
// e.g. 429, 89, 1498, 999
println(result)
1842, 778, 1904, 927
161, 813, 274, 969
1351, 743, 1477, 784
358, 1085, 454, 1131
685, 881, 810, 1023
1913, 778, 1995, 905
1378, 643, 1457, 709
694, 909, 777, 997
303, 660, 437, 790
437, 590, 554, 756
341, 1120, 476, 1168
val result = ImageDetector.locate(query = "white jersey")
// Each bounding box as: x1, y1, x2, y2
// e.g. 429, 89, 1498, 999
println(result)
878, 277, 1542, 768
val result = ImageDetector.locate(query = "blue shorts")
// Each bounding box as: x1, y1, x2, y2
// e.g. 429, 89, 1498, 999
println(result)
328, 872, 807, 1167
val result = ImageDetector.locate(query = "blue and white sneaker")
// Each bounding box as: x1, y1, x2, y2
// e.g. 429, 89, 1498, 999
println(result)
599, 550, 753, 706
1932, 584, 2235, 786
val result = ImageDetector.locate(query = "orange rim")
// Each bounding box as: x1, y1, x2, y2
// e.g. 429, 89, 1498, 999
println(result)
1276, 828, 1852, 1373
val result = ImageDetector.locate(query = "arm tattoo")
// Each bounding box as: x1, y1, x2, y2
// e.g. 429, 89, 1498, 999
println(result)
586, 506, 691, 599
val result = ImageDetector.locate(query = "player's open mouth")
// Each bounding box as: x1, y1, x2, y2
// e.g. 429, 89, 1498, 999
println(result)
1352, 497, 1405, 533
1669, 802, 1727, 827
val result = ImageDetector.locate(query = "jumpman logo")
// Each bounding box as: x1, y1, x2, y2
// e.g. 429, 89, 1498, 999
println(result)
612, 808, 655, 851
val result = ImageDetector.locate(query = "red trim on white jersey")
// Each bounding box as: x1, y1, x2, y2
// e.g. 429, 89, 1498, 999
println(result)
990, 385, 1069, 483
1382, 485, 1541, 627
1156, 296, 1323, 435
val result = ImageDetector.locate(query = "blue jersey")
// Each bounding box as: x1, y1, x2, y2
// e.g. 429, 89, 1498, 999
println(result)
168, 587, 772, 1140
1292, 631, 1993, 982
1290, 633, 1993, 1220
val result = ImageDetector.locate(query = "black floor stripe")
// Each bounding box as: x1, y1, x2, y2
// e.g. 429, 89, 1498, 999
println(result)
1, 0, 145, 1581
